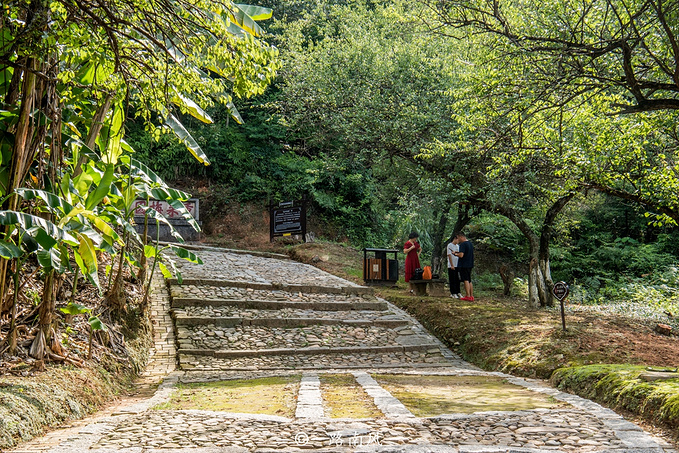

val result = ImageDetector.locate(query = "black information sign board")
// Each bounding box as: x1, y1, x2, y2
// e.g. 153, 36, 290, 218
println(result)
270, 198, 307, 242
553, 281, 569, 331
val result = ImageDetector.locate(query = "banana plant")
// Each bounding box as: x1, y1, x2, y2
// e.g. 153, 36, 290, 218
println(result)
140, 211, 203, 308
59, 302, 108, 360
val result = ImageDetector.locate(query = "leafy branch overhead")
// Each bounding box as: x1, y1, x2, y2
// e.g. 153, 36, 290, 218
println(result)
425, 0, 679, 114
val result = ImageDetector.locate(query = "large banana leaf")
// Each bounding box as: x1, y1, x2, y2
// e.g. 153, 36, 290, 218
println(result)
0, 211, 78, 247
85, 164, 115, 210
228, 4, 271, 37
81, 213, 122, 246
234, 4, 272, 21
36, 247, 65, 272
150, 187, 200, 232
15, 188, 75, 215
169, 245, 203, 264
139, 205, 185, 242
164, 114, 210, 166
226, 100, 244, 124
0, 240, 21, 259
77, 232, 100, 289
171, 92, 213, 124
130, 158, 169, 188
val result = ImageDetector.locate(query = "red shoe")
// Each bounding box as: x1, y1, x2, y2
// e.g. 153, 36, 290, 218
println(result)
460, 296, 475, 301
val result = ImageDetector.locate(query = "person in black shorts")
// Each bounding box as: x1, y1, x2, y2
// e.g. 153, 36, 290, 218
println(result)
453, 232, 474, 301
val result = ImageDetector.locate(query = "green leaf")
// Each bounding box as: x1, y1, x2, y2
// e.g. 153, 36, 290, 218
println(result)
130, 158, 169, 187
78, 61, 96, 85
88, 315, 108, 331
15, 188, 75, 215
144, 244, 158, 258
77, 233, 100, 289
226, 100, 244, 125
229, 4, 266, 36
0, 240, 21, 259
37, 248, 62, 271
234, 4, 273, 21
60, 303, 91, 315
158, 261, 173, 279
81, 213, 122, 246
0, 211, 78, 246
164, 114, 211, 166
169, 245, 203, 264
139, 205, 185, 242
171, 92, 213, 124
85, 164, 114, 210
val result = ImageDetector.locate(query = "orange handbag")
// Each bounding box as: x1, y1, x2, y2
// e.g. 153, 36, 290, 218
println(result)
422, 266, 432, 280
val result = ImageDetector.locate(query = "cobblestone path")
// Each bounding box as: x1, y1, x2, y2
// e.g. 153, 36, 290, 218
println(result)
11, 245, 676, 453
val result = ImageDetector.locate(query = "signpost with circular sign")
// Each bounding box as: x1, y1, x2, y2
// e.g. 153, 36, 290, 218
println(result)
553, 281, 569, 331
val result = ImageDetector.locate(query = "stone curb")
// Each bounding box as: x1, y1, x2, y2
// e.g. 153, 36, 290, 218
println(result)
295, 373, 324, 419
171, 297, 387, 311
180, 363, 458, 372
352, 371, 414, 419
167, 278, 374, 295
159, 241, 291, 260
173, 315, 409, 329
178, 343, 442, 359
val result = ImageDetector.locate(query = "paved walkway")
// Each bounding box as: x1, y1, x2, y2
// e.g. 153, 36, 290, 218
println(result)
10, 245, 676, 452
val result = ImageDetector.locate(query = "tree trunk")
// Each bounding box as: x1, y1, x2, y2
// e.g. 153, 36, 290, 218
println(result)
499, 263, 514, 296
430, 209, 448, 275
31, 269, 56, 359
496, 205, 542, 308
538, 194, 576, 307
107, 231, 128, 316
0, 58, 38, 315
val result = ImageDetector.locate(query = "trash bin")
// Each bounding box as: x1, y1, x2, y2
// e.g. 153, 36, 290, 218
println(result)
362, 248, 399, 285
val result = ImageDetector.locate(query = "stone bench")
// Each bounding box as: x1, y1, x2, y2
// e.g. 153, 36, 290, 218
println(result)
409, 278, 447, 297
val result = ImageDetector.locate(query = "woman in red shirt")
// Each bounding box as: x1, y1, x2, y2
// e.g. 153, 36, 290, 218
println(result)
403, 232, 421, 294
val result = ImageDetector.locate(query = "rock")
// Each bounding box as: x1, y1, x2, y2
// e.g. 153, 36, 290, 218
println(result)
655, 323, 673, 336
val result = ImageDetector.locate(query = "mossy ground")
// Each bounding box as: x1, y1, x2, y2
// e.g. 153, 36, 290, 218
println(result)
0, 364, 131, 448
319, 374, 381, 418
374, 374, 566, 416
154, 376, 300, 417
552, 365, 679, 429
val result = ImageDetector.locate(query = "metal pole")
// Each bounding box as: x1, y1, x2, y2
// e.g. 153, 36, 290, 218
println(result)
560, 299, 567, 331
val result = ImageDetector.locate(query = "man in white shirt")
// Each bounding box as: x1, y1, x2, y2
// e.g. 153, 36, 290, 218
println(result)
446, 237, 462, 298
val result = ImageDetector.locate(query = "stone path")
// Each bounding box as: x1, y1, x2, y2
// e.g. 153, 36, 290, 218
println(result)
10, 245, 676, 453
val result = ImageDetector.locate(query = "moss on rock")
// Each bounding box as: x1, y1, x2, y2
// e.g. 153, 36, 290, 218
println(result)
551, 365, 679, 429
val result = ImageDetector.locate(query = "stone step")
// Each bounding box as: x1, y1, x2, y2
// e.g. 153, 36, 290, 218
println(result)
161, 242, 291, 260
175, 305, 403, 321
176, 323, 428, 350
180, 343, 442, 358
178, 346, 452, 370
173, 315, 409, 329
171, 297, 389, 311
168, 278, 374, 295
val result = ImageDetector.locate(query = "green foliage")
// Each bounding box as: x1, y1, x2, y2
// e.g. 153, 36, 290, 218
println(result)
552, 365, 679, 429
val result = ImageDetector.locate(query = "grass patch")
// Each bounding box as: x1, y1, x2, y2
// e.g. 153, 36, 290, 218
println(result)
154, 376, 300, 417
374, 374, 566, 416
552, 365, 679, 429
319, 374, 382, 419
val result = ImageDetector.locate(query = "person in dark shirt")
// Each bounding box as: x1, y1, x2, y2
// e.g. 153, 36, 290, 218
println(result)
453, 231, 474, 301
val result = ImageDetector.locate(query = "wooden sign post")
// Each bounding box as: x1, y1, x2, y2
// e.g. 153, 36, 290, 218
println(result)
553, 281, 569, 331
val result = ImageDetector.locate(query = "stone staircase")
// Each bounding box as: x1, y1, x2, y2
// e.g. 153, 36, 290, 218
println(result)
167, 247, 455, 372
